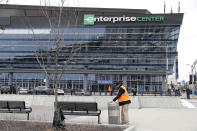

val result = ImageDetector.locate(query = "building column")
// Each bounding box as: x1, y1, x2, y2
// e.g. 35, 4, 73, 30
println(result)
144, 75, 146, 91
65, 79, 67, 89
28, 80, 30, 89
110, 74, 113, 81
162, 75, 166, 91
122, 75, 127, 88
8, 72, 13, 86
83, 74, 88, 91
45, 73, 50, 88
110, 74, 113, 86
72, 80, 74, 89
150, 75, 152, 91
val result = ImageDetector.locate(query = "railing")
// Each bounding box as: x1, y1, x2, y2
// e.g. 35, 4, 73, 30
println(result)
0, 87, 181, 97
63, 90, 181, 96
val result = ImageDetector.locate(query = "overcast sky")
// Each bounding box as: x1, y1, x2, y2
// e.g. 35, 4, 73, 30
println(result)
2, 0, 197, 81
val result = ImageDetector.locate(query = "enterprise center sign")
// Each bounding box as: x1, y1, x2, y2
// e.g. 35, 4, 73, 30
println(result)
84, 14, 164, 25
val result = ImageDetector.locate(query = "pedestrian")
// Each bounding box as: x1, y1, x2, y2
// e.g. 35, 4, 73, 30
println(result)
132, 88, 137, 96
186, 87, 191, 99
108, 85, 112, 96
113, 82, 131, 125
71, 88, 73, 95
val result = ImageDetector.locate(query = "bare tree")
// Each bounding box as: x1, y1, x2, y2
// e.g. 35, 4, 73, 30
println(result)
30, 0, 82, 130
0, 0, 9, 4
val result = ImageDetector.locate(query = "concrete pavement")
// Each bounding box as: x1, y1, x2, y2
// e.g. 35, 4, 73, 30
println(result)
65, 107, 197, 131
0, 104, 197, 131
129, 108, 197, 131
0, 95, 197, 131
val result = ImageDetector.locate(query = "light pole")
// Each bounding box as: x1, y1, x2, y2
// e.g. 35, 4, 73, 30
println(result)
166, 44, 169, 90
191, 59, 197, 96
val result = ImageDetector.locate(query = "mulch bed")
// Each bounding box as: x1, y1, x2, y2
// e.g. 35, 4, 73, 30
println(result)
0, 120, 127, 131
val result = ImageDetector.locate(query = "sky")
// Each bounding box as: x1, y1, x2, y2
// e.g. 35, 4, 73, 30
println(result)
1, 0, 197, 82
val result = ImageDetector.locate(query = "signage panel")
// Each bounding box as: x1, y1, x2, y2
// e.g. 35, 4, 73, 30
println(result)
84, 14, 165, 25
97, 80, 113, 84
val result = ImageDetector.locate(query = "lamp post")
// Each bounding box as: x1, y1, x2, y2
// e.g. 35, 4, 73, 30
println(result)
166, 44, 169, 91
191, 59, 197, 96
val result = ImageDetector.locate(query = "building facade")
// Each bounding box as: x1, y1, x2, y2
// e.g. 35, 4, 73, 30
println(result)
0, 5, 183, 92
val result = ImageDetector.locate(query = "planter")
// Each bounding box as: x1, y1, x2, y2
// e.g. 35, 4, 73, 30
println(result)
0, 120, 135, 131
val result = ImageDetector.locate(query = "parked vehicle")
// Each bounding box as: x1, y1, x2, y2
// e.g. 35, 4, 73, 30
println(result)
0, 85, 10, 94
28, 88, 35, 94
64, 88, 72, 95
18, 87, 29, 94
34, 86, 53, 95
74, 89, 85, 96
0, 85, 18, 94
53, 88, 64, 95
64, 88, 74, 95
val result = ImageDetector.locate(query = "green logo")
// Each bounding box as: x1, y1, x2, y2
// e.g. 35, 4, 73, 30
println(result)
84, 14, 95, 25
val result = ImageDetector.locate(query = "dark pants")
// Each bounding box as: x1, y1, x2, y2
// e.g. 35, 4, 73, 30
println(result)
186, 93, 190, 99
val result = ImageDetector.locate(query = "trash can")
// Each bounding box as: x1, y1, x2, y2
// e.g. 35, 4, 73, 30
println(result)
108, 101, 120, 124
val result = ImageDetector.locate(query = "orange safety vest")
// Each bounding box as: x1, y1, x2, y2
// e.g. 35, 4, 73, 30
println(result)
118, 86, 130, 103
108, 85, 112, 92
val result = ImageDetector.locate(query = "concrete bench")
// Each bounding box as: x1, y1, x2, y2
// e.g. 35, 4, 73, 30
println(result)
0, 101, 32, 120
57, 101, 101, 124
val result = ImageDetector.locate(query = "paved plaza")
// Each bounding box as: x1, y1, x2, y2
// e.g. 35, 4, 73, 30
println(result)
0, 97, 197, 131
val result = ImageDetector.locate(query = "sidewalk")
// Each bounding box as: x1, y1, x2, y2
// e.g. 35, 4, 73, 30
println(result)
0, 100, 197, 131
128, 108, 197, 131
66, 108, 197, 131
180, 92, 197, 99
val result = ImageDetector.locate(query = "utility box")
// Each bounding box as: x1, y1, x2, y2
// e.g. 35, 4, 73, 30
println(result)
108, 101, 120, 124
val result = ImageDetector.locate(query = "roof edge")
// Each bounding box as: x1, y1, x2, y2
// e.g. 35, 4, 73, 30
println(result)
0, 4, 151, 14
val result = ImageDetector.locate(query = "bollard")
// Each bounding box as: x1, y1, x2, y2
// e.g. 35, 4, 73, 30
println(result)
160, 90, 163, 96
108, 101, 120, 124
178, 90, 181, 96
141, 87, 143, 96
105, 90, 107, 96
99, 90, 102, 96
168, 89, 171, 96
